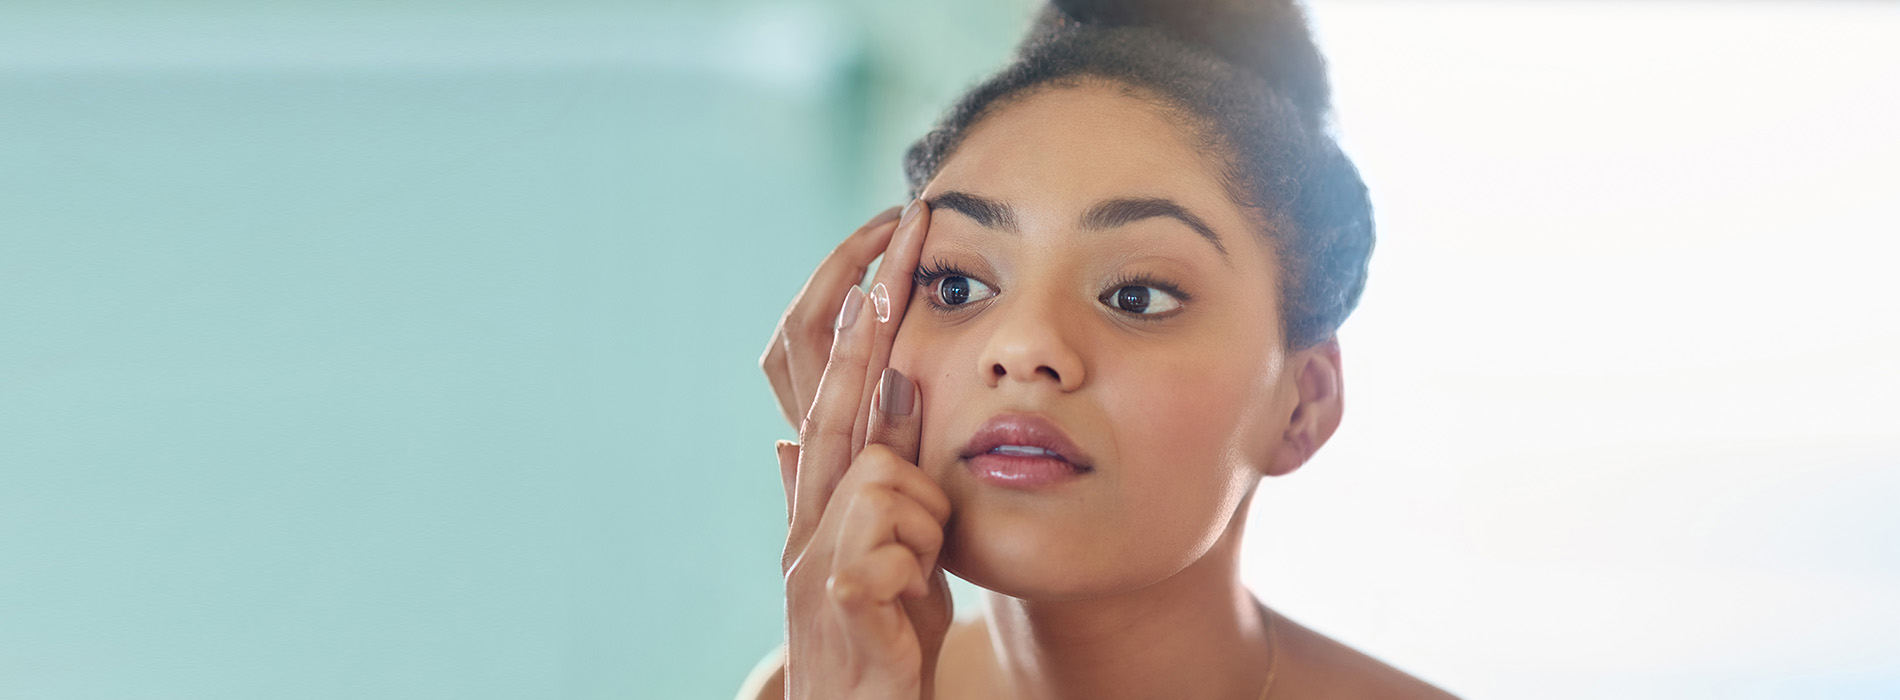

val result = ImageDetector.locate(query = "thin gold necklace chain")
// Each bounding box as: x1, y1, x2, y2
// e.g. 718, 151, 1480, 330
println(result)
1254, 603, 1279, 700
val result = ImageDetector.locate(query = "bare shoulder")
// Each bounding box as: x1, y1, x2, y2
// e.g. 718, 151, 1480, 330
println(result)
1270, 610, 1461, 700
733, 643, 785, 700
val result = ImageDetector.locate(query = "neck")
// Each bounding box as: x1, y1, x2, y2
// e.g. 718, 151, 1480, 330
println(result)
975, 497, 1272, 700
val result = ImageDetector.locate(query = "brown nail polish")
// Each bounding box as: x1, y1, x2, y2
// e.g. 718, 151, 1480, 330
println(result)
879, 367, 914, 416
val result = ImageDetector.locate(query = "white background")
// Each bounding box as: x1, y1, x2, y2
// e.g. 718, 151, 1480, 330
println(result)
1242, 3, 1900, 697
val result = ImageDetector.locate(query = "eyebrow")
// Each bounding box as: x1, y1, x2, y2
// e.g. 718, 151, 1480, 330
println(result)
926, 190, 1229, 261
928, 191, 1019, 231
1081, 197, 1229, 259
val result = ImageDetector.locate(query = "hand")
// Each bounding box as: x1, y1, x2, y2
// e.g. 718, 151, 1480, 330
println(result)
760, 201, 934, 452
777, 283, 953, 700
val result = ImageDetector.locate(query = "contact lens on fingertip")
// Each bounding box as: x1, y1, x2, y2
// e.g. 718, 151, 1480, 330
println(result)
871, 283, 891, 323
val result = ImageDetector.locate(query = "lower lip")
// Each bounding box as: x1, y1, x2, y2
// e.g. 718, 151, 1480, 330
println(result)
966, 453, 1089, 488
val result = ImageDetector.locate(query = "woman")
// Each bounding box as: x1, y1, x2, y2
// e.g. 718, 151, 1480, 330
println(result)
749, 0, 1457, 697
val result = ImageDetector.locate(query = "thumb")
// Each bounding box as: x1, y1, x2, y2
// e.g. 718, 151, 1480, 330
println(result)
866, 367, 921, 463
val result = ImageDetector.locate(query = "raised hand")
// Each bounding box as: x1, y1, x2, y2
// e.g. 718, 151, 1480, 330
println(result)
778, 276, 954, 700
761, 201, 933, 452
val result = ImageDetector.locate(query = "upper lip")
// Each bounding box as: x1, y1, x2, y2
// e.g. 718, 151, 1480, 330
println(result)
960, 413, 1094, 470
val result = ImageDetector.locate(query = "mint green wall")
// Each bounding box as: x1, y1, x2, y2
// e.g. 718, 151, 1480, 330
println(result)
0, 2, 1026, 698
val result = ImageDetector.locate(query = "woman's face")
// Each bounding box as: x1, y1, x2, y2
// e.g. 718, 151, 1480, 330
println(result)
889, 83, 1307, 600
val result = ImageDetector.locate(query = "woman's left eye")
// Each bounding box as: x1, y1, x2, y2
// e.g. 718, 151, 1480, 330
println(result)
1101, 285, 1183, 315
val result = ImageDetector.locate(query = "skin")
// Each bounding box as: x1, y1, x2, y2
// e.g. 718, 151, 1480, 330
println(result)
750, 82, 1457, 699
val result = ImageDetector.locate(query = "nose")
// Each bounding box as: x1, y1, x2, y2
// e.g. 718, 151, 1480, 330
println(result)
978, 293, 1087, 392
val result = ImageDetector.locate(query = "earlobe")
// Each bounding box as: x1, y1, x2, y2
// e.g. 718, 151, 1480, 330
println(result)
1265, 336, 1344, 477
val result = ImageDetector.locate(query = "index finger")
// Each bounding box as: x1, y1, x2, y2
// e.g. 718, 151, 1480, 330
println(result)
790, 285, 877, 546
851, 199, 933, 455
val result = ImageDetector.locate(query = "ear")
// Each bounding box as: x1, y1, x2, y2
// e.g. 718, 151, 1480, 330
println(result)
1264, 336, 1344, 477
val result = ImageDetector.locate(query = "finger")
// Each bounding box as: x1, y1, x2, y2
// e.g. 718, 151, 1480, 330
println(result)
761, 336, 799, 428
866, 367, 923, 466
761, 206, 900, 428
830, 543, 929, 643
777, 207, 903, 428
775, 440, 799, 524
904, 566, 955, 695
832, 485, 946, 587
852, 200, 933, 454
844, 445, 951, 530
790, 285, 877, 544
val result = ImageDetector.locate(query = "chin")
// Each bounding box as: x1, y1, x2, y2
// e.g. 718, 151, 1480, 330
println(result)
939, 498, 1181, 602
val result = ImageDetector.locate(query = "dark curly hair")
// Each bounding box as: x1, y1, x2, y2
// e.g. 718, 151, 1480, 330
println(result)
903, 0, 1373, 350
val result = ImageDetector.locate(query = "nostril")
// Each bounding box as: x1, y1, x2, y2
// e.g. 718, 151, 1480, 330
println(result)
1040, 367, 1061, 382
992, 363, 1007, 377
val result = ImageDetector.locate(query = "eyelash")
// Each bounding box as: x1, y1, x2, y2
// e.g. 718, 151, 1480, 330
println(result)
911, 257, 971, 292
911, 258, 1193, 317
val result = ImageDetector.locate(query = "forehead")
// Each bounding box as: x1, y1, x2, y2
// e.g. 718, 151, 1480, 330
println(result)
923, 83, 1238, 225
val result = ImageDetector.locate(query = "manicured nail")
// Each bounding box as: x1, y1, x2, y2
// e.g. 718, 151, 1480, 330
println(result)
898, 198, 923, 229
868, 205, 902, 228
878, 368, 914, 416
871, 283, 891, 323
835, 286, 864, 330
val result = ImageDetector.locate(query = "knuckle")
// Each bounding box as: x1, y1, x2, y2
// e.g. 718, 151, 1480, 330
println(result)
917, 519, 944, 548
853, 487, 895, 517
858, 443, 896, 463
855, 445, 901, 475
782, 314, 815, 343
826, 571, 868, 607
803, 418, 852, 446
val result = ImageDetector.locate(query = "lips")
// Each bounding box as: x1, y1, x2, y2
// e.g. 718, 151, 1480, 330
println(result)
960, 414, 1093, 488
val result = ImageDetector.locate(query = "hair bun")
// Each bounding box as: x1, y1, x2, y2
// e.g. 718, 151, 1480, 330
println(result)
1039, 0, 1331, 125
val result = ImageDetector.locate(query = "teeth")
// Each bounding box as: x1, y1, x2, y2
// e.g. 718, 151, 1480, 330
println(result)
990, 445, 1059, 458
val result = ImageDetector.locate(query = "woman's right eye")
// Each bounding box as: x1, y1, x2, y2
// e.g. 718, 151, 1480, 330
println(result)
935, 275, 997, 306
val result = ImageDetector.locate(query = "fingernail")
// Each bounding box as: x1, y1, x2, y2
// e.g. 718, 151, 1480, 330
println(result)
835, 286, 864, 330
871, 282, 891, 323
898, 198, 923, 229
878, 367, 914, 416
868, 205, 902, 228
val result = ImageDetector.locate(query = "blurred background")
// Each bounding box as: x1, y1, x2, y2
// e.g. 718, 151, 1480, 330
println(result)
2, 1, 1895, 698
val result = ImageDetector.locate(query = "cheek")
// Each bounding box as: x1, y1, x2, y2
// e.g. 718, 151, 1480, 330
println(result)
888, 321, 967, 457
1095, 350, 1263, 545
886, 321, 936, 397
1103, 351, 1254, 469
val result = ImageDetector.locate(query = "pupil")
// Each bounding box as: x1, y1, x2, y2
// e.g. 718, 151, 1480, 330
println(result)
1118, 286, 1149, 312
942, 277, 971, 305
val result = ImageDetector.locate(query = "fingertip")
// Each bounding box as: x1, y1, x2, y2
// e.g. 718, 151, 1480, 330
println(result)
868, 204, 903, 229
827, 571, 866, 608
833, 285, 866, 332
899, 198, 926, 230
877, 367, 915, 417
874, 282, 896, 324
